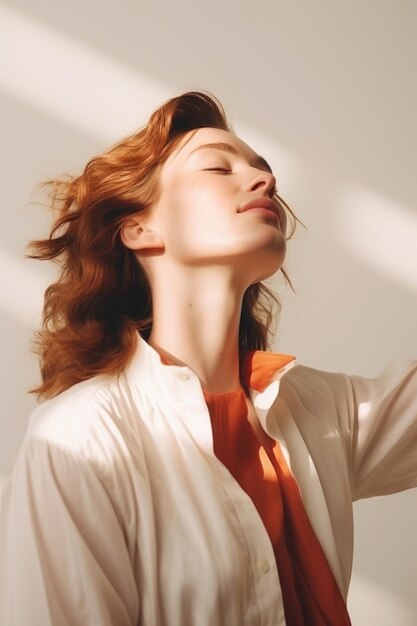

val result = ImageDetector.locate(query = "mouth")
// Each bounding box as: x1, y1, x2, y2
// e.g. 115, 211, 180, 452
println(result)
242, 207, 279, 221
238, 197, 281, 226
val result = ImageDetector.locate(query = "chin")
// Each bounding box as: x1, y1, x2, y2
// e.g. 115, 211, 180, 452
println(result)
254, 249, 286, 283
252, 264, 284, 284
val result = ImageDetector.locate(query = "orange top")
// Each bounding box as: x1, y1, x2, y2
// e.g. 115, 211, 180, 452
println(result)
159, 348, 351, 625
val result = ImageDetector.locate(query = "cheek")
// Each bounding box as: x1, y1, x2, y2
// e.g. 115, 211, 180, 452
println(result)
158, 188, 217, 255
167, 179, 231, 228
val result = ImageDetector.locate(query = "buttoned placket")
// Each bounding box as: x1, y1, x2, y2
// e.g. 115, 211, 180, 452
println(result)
171, 364, 288, 626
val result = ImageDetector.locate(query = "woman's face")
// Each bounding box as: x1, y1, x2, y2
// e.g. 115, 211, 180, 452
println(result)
144, 126, 287, 284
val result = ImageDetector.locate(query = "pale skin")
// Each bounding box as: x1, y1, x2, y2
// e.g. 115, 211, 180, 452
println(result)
121, 126, 287, 432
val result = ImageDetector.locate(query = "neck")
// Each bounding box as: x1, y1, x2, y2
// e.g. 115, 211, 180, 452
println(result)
146, 266, 248, 394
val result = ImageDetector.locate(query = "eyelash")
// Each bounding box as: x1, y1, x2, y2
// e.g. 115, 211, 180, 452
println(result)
204, 167, 278, 195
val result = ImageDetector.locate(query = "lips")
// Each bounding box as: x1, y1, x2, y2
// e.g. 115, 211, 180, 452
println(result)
238, 197, 281, 225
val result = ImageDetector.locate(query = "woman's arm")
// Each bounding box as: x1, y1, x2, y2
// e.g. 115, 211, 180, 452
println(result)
0, 431, 139, 626
285, 359, 417, 501
347, 360, 417, 500
327, 359, 417, 501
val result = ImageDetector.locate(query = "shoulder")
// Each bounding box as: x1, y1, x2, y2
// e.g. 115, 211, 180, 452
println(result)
282, 362, 352, 404
284, 359, 417, 398
280, 359, 417, 431
3, 371, 147, 525
1, 376, 132, 550
24, 374, 120, 461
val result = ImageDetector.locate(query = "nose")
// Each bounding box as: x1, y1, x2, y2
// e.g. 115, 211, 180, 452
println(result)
246, 170, 277, 198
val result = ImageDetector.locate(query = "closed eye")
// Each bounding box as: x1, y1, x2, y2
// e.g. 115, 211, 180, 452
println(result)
204, 166, 278, 195
204, 167, 231, 172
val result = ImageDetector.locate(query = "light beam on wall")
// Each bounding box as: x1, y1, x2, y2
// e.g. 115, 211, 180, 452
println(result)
0, 4, 171, 142
336, 187, 417, 292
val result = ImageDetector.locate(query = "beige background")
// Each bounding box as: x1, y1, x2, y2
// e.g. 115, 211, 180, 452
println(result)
0, 1, 416, 622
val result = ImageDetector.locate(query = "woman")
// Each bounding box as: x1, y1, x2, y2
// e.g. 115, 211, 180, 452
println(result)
0, 90, 416, 626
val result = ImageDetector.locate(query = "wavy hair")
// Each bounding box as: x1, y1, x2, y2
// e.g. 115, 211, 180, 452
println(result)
27, 90, 301, 400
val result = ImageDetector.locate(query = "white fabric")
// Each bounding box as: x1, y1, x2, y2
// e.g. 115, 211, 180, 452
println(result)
1, 331, 416, 626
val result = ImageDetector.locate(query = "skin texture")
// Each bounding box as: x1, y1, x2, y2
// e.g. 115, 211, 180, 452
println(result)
121, 127, 287, 395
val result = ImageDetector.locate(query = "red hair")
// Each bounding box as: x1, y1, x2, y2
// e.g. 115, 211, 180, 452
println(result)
27, 90, 301, 400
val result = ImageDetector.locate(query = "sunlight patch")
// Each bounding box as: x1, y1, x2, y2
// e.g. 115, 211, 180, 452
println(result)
336, 187, 417, 292
0, 4, 170, 141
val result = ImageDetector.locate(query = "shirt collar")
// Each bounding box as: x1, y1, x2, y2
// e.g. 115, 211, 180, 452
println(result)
240, 348, 297, 432
125, 331, 297, 430
240, 349, 297, 393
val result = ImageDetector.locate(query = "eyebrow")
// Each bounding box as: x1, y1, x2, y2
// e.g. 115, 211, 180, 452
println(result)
187, 142, 273, 174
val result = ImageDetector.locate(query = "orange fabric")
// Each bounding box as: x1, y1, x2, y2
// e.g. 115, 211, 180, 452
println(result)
159, 349, 351, 625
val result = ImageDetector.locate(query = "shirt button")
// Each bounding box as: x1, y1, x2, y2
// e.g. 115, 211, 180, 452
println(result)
178, 372, 190, 381
257, 558, 270, 574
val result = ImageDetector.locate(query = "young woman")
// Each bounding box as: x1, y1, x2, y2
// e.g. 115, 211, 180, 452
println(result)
0, 91, 416, 626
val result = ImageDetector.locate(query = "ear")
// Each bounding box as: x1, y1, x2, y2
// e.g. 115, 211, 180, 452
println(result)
120, 217, 164, 252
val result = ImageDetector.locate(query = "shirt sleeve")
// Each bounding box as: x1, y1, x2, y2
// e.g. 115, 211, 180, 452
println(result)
328, 360, 417, 501
0, 432, 139, 626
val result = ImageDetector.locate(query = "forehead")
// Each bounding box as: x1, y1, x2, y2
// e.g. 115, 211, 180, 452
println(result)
163, 127, 258, 170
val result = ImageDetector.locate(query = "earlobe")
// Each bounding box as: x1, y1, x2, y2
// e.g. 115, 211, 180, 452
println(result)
120, 218, 164, 252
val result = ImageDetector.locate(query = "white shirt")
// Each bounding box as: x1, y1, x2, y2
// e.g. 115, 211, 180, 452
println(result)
1, 331, 416, 626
